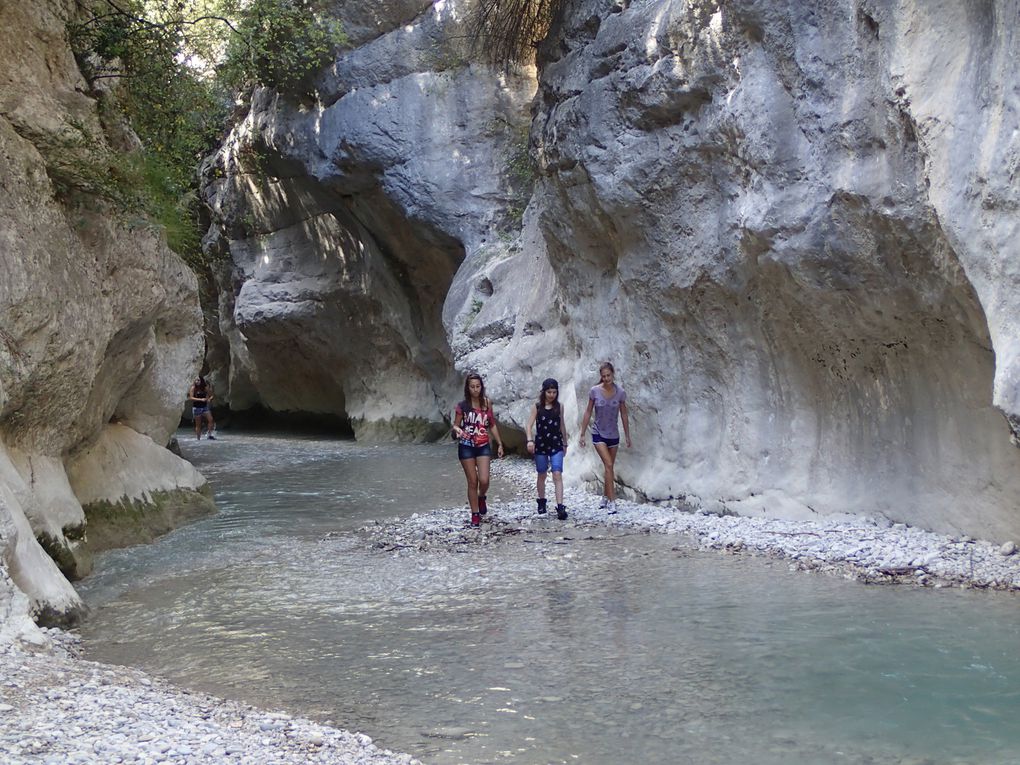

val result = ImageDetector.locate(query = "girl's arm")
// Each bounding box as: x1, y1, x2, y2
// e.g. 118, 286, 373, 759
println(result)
560, 404, 569, 450
525, 406, 538, 455
577, 398, 595, 447
489, 419, 505, 458
620, 400, 632, 448
452, 407, 464, 440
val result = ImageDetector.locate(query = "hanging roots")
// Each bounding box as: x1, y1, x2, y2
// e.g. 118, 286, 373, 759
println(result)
469, 0, 563, 70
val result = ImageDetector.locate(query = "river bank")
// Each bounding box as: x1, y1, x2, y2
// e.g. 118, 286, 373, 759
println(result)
0, 630, 420, 765
446, 459, 1020, 591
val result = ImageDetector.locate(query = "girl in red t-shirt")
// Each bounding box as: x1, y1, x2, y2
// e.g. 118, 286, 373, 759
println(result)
452, 373, 504, 526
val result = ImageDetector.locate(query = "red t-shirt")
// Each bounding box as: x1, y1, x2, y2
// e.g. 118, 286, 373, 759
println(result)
457, 401, 494, 447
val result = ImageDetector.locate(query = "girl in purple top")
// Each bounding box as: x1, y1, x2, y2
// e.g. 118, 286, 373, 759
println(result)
577, 362, 632, 512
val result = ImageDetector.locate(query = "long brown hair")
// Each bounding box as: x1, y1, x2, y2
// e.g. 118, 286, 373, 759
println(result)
598, 361, 615, 383
463, 372, 487, 409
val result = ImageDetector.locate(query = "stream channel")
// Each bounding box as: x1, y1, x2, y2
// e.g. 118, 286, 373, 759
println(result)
78, 432, 1020, 764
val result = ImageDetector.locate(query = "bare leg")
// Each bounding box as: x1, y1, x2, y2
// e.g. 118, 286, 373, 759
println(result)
537, 470, 547, 499
194, 414, 202, 440
552, 471, 564, 505
476, 456, 491, 500
460, 458, 479, 512
204, 412, 215, 439
594, 442, 618, 501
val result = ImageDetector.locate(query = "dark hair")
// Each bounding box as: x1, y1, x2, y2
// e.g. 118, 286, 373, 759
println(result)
537, 379, 560, 409
598, 361, 615, 382
463, 372, 487, 409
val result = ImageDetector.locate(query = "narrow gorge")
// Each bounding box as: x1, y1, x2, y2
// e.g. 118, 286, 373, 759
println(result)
3, 0, 1020, 657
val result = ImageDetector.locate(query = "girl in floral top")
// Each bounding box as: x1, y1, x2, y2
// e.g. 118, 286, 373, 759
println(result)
452, 373, 504, 527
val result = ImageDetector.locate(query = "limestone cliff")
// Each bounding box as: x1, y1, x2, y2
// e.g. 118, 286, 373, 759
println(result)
205, 0, 1020, 541
469, 0, 1020, 541
200, 0, 537, 439
0, 0, 211, 630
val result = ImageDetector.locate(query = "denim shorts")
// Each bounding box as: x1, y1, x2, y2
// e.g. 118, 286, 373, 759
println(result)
535, 450, 565, 474
592, 434, 620, 448
193, 406, 209, 416
458, 442, 492, 460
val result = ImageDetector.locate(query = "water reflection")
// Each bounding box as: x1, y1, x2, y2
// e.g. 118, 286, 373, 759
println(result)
77, 432, 1020, 765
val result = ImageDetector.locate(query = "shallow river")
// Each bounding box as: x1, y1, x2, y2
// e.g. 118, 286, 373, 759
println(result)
78, 432, 1020, 764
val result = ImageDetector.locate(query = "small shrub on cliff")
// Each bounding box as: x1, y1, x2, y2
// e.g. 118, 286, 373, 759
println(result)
217, 0, 347, 94
469, 0, 564, 70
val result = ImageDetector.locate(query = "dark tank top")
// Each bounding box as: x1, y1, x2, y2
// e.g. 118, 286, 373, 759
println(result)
534, 403, 563, 455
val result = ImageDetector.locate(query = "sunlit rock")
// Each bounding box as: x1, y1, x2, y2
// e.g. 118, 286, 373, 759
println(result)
199, 0, 1020, 540
66, 425, 214, 554
0, 0, 206, 630
201, 0, 536, 439
455, 0, 1020, 540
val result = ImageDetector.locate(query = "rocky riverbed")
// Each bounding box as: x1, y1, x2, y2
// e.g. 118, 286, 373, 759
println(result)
4, 457, 1020, 765
0, 630, 420, 765
360, 459, 1020, 592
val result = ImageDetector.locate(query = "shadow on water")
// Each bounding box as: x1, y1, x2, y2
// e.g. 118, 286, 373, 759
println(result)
78, 432, 1020, 765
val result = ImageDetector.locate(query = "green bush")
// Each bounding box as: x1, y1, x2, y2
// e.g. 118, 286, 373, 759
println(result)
64, 0, 346, 270
218, 0, 347, 93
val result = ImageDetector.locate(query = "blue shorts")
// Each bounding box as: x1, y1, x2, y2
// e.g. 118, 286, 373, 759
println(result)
193, 406, 209, 416
458, 443, 492, 460
592, 434, 620, 448
535, 451, 565, 473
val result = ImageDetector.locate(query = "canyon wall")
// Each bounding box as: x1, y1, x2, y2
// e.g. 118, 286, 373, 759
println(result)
200, 0, 537, 439
208, 0, 1020, 540
0, 0, 211, 631
479, 0, 1020, 539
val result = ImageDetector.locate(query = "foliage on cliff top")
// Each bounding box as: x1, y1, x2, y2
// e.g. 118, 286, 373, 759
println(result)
469, 0, 563, 70
216, 0, 347, 93
65, 0, 345, 267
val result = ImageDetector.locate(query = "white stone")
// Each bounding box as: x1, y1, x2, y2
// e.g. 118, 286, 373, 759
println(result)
66, 425, 207, 507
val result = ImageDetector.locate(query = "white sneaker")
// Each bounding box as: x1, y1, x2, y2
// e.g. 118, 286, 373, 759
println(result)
598, 496, 609, 509
606, 500, 617, 513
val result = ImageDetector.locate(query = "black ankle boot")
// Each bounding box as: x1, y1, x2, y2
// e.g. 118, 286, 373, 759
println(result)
556, 504, 568, 520
537, 497, 547, 514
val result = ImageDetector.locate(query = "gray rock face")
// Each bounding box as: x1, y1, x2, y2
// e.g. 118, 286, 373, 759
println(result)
205, 0, 1020, 541
201, 0, 536, 438
476, 0, 1020, 540
0, 0, 207, 628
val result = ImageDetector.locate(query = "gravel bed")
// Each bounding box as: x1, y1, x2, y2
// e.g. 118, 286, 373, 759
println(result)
0, 632, 420, 765
360, 457, 1020, 591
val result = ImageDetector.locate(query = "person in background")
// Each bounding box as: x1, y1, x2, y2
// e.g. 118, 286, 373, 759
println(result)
525, 378, 569, 520
577, 361, 631, 511
452, 372, 504, 527
188, 375, 216, 440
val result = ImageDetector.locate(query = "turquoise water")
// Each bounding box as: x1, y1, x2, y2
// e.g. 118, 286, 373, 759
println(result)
77, 432, 1020, 764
